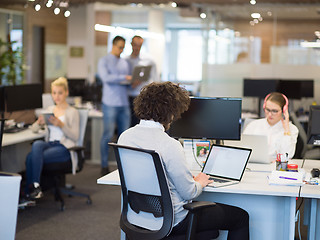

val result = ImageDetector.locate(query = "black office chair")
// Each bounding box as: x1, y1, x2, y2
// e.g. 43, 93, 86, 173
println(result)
41, 109, 92, 211
109, 143, 219, 240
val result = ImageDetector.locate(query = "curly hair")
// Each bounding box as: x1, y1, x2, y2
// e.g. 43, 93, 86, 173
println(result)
134, 82, 190, 129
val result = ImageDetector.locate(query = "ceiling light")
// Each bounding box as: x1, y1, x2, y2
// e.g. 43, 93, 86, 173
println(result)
137, 3, 143, 7
235, 31, 241, 37
171, 2, 177, 8
28, 0, 35, 1
251, 13, 261, 19
54, 7, 60, 15
35, 4, 41, 11
59, 2, 68, 7
253, 19, 259, 24
64, 10, 71, 17
250, 0, 256, 5
200, 12, 207, 19
46, 1, 53, 8
301, 41, 320, 48
94, 24, 116, 33
267, 11, 272, 16
259, 17, 263, 21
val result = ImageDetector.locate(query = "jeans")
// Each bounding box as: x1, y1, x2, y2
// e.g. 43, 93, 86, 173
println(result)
100, 104, 130, 168
25, 140, 71, 192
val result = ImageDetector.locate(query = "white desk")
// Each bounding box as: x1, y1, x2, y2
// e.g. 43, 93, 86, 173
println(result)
1, 128, 46, 172
97, 162, 301, 240
299, 159, 320, 240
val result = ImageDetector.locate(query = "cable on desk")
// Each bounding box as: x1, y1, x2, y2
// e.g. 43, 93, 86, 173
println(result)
191, 139, 204, 169
301, 158, 306, 168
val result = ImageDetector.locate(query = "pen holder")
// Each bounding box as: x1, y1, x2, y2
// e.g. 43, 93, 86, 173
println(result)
276, 160, 288, 171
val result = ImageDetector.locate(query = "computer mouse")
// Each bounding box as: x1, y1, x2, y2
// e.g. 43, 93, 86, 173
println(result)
311, 168, 320, 178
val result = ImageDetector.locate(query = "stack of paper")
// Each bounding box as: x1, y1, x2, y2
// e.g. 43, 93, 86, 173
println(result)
268, 170, 305, 186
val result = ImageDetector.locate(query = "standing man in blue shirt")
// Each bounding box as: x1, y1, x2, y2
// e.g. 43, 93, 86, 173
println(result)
98, 36, 132, 175
126, 35, 159, 127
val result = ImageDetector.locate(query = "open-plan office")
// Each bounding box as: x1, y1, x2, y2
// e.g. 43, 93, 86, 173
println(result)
1, 0, 320, 240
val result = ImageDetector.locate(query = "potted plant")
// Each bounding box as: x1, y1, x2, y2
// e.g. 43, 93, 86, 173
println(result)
0, 36, 25, 85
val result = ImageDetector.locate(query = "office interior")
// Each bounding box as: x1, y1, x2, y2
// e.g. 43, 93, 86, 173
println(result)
1, 0, 320, 239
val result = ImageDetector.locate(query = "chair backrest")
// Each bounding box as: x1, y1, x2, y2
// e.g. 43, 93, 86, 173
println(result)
290, 111, 307, 158
77, 108, 89, 146
42, 93, 54, 109
109, 143, 174, 240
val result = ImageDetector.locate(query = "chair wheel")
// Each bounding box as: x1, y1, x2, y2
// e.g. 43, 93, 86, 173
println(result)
87, 198, 92, 205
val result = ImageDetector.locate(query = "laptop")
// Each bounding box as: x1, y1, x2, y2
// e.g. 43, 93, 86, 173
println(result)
202, 144, 252, 188
225, 134, 270, 164
131, 65, 152, 83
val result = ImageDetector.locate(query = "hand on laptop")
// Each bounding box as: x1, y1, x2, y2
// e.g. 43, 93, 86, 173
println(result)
131, 79, 142, 88
125, 75, 132, 82
193, 172, 213, 188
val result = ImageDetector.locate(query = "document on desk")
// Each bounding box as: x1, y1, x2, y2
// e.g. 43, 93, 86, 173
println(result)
268, 170, 305, 186
183, 140, 210, 171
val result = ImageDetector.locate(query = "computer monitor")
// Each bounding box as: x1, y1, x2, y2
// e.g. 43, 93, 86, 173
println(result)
279, 80, 314, 99
243, 79, 279, 98
307, 105, 320, 145
168, 97, 242, 140
2, 83, 43, 112
67, 79, 86, 97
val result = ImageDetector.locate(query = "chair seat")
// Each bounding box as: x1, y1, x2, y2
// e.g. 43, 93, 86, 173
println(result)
43, 160, 72, 174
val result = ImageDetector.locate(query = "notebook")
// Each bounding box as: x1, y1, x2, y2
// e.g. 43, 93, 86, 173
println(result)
120, 65, 152, 85
224, 134, 270, 164
131, 65, 152, 83
202, 144, 252, 188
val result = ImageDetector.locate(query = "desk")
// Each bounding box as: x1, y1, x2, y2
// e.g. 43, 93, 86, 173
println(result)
299, 159, 320, 240
98, 161, 301, 240
1, 129, 45, 172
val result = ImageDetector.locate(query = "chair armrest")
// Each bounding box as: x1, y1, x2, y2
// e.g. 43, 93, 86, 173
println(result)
68, 146, 84, 152
183, 201, 216, 213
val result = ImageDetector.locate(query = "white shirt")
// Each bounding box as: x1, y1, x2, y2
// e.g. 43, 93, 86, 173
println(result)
48, 115, 65, 142
243, 118, 299, 159
126, 54, 159, 97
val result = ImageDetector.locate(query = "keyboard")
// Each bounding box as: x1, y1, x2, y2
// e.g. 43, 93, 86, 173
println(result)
3, 126, 28, 134
209, 177, 229, 183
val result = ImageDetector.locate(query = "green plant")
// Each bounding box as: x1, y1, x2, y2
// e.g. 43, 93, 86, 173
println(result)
0, 37, 25, 85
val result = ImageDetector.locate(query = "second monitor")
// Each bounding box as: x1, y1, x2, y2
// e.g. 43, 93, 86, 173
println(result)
168, 97, 242, 140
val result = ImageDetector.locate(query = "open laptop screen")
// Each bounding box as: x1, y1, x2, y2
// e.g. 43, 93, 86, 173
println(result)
202, 145, 251, 180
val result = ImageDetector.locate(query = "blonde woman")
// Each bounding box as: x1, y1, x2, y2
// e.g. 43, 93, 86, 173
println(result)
25, 77, 79, 199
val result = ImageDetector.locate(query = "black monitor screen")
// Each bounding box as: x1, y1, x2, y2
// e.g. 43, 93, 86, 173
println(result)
243, 79, 279, 98
67, 79, 86, 97
307, 105, 320, 145
278, 79, 314, 99
168, 97, 242, 140
4, 83, 43, 112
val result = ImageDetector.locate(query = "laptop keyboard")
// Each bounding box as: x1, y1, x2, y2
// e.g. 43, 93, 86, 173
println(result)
209, 177, 229, 183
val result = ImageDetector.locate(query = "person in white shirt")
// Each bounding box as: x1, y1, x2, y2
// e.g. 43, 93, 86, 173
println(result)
25, 77, 80, 200
118, 82, 249, 239
243, 92, 299, 160
126, 35, 159, 126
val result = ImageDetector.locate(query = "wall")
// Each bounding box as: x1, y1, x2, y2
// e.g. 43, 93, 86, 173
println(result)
233, 19, 319, 63
25, 6, 67, 92
201, 63, 320, 112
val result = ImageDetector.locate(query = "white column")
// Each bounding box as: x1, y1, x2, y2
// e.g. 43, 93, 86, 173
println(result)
148, 10, 165, 80
67, 4, 95, 83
